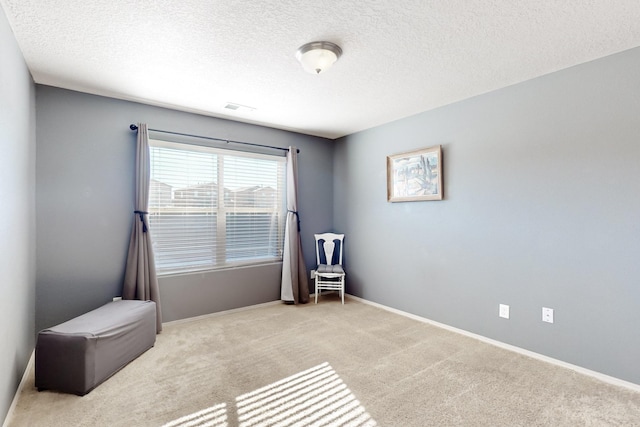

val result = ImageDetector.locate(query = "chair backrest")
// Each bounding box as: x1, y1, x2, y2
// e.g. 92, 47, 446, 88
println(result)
314, 233, 344, 266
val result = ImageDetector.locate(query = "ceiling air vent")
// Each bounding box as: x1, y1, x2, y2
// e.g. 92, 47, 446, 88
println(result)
224, 102, 256, 113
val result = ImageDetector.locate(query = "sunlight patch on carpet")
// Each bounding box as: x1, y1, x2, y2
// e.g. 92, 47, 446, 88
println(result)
162, 363, 375, 426
162, 402, 228, 427
236, 362, 377, 427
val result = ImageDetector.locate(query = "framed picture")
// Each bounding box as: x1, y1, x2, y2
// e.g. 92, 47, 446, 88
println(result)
387, 145, 443, 202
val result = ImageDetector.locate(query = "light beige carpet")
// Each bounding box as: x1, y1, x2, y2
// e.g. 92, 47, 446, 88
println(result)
7, 295, 640, 426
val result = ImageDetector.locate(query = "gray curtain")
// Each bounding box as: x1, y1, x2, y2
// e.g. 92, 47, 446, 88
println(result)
280, 146, 309, 303
123, 123, 163, 332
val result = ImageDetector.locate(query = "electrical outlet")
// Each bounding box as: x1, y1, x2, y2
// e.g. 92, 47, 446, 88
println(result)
542, 307, 554, 323
499, 304, 510, 319
310, 269, 316, 280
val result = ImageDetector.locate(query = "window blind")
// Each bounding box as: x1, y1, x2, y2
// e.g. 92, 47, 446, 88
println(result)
148, 139, 286, 275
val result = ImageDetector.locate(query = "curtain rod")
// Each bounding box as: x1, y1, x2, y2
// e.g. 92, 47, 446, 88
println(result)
129, 124, 298, 153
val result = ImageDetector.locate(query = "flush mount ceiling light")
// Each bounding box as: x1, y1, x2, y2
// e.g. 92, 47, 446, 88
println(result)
296, 41, 343, 74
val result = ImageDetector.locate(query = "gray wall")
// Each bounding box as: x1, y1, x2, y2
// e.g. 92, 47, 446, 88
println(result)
36, 86, 334, 331
334, 47, 640, 385
0, 7, 37, 424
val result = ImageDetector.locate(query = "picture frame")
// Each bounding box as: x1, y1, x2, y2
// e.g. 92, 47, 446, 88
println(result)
387, 145, 443, 202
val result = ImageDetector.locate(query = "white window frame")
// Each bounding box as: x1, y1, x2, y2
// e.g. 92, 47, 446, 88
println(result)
148, 139, 287, 276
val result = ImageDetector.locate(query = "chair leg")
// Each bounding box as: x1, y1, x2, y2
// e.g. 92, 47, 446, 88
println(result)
315, 276, 318, 304
341, 276, 345, 304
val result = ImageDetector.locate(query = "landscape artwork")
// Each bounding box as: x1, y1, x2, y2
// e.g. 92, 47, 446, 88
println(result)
387, 145, 443, 202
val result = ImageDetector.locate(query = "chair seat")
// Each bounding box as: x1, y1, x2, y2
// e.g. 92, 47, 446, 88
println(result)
317, 264, 345, 275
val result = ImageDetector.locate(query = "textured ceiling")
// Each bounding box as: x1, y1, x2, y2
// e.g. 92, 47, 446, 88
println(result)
2, 1, 640, 139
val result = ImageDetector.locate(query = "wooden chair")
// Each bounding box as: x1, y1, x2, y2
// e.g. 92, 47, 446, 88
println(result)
314, 233, 345, 304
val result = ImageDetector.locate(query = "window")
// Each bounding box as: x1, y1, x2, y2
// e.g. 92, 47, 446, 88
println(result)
148, 139, 287, 275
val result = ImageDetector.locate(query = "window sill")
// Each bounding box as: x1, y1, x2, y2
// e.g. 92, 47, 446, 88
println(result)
157, 260, 283, 278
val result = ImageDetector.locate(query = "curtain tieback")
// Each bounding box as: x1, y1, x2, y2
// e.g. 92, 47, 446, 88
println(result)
288, 210, 300, 232
134, 210, 148, 233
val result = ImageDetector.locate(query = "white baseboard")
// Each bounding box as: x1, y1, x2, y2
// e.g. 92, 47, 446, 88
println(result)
2, 351, 34, 427
162, 299, 283, 327
348, 294, 640, 393
164, 293, 332, 327
7, 294, 635, 427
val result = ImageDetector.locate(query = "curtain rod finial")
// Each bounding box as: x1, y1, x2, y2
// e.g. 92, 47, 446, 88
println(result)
129, 124, 138, 131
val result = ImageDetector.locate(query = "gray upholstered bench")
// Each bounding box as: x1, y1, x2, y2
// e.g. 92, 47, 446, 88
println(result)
35, 300, 156, 395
